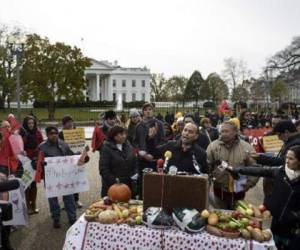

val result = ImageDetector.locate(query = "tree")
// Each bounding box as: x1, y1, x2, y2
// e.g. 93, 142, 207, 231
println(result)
205, 73, 229, 104
222, 57, 251, 90
231, 84, 250, 103
165, 76, 187, 104
150, 73, 168, 101
271, 79, 288, 105
249, 78, 268, 103
0, 25, 24, 109
268, 36, 300, 73
21, 34, 91, 120
184, 70, 204, 106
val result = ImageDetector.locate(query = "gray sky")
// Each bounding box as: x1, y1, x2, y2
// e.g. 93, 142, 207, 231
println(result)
1, 0, 299, 78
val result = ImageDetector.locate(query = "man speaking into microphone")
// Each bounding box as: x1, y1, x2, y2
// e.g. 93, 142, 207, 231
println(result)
157, 123, 208, 174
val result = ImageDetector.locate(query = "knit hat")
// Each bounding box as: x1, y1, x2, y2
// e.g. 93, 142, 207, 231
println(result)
228, 117, 240, 130
129, 109, 140, 118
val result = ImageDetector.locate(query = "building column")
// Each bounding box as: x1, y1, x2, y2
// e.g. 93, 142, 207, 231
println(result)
107, 76, 112, 101
96, 74, 100, 101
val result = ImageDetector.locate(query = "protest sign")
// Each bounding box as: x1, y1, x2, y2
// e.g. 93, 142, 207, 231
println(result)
3, 178, 28, 226
262, 135, 283, 153
242, 127, 273, 152
63, 128, 85, 153
44, 155, 89, 198
17, 155, 36, 190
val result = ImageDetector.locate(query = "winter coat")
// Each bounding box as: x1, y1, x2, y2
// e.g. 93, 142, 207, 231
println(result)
99, 139, 137, 197
234, 165, 300, 238
157, 140, 208, 174
91, 125, 106, 152
0, 127, 19, 173
257, 133, 300, 196
206, 137, 258, 192
20, 127, 43, 160
35, 139, 74, 182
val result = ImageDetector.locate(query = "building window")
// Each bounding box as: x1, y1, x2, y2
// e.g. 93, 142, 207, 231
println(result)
113, 93, 116, 102
132, 80, 136, 87
142, 80, 146, 87
122, 93, 126, 102
113, 79, 116, 87
132, 93, 136, 101
142, 93, 145, 101
122, 80, 126, 87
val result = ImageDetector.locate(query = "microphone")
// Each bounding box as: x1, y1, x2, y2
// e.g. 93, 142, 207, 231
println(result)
163, 151, 172, 173
156, 159, 164, 173
0, 179, 20, 192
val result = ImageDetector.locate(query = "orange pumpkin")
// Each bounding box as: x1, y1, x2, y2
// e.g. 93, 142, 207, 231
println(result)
107, 179, 131, 202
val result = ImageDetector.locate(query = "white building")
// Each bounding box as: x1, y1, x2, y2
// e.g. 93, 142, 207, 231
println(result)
85, 59, 151, 102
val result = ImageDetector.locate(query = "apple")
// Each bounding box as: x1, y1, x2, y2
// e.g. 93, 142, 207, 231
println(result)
258, 204, 267, 213
241, 218, 249, 225
201, 209, 210, 219
246, 226, 253, 231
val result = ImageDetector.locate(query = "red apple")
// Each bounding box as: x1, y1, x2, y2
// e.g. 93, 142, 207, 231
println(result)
258, 204, 267, 213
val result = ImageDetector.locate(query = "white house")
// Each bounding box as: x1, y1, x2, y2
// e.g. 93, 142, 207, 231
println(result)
85, 59, 151, 102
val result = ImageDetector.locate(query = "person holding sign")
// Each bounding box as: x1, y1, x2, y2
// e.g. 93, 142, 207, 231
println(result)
0, 118, 24, 250
36, 126, 89, 229
58, 115, 83, 209
19, 115, 43, 215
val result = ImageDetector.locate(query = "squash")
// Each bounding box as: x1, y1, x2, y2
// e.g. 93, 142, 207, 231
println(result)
108, 178, 131, 202
97, 210, 119, 224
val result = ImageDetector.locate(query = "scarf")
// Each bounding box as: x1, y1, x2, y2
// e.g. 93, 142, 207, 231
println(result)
285, 164, 300, 181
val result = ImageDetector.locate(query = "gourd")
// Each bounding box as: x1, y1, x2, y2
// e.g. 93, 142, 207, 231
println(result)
107, 178, 131, 202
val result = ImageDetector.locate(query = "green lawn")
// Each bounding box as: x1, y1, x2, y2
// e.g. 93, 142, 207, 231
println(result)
0, 106, 205, 122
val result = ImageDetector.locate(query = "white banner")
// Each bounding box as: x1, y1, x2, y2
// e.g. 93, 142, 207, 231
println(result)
44, 155, 89, 198
17, 155, 36, 190
3, 178, 28, 226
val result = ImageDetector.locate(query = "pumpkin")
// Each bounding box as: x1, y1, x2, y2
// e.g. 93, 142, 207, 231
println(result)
107, 179, 131, 202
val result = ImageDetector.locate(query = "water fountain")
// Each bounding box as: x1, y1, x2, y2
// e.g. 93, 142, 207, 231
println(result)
116, 93, 123, 111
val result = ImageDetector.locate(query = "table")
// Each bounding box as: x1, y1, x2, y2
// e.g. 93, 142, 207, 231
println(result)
63, 216, 277, 250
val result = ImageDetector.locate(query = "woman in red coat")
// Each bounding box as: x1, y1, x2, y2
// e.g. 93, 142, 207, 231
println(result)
19, 115, 43, 214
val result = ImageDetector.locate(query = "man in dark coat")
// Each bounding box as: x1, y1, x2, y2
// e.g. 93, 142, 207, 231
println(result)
157, 122, 208, 174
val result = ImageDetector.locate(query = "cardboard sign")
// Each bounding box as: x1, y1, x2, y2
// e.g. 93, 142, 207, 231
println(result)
262, 135, 283, 153
44, 155, 89, 198
17, 155, 36, 190
63, 128, 85, 153
3, 178, 28, 226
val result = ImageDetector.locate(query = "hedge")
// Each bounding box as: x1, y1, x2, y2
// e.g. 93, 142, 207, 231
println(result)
33, 100, 146, 108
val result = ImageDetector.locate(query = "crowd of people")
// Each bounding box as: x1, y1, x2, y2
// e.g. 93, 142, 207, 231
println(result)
0, 103, 300, 249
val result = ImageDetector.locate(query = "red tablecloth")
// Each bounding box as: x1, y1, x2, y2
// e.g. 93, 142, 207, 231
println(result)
63, 216, 276, 250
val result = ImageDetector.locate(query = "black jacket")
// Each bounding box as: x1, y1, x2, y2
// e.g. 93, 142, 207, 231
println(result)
234, 165, 300, 237
157, 140, 208, 174
134, 118, 165, 159
39, 139, 74, 157
99, 139, 137, 197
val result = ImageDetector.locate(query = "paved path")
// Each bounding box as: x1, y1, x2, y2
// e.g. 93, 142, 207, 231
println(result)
11, 145, 264, 250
